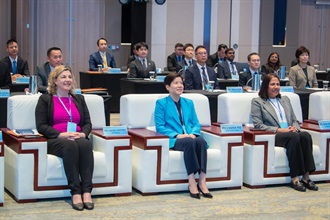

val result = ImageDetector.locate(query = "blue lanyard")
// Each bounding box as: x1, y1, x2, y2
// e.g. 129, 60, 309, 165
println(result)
269, 98, 284, 122
57, 94, 72, 122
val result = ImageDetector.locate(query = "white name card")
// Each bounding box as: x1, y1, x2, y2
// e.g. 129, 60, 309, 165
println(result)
318, 120, 330, 130
15, 77, 30, 84
220, 124, 243, 134
103, 126, 128, 136
0, 89, 10, 98
280, 86, 294, 93
226, 87, 243, 93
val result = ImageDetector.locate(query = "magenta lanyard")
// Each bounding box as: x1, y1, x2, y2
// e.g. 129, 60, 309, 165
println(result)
57, 94, 72, 122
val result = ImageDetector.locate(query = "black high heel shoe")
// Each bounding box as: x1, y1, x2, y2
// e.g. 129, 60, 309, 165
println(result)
72, 198, 84, 211
188, 186, 200, 199
83, 202, 94, 210
197, 184, 213, 198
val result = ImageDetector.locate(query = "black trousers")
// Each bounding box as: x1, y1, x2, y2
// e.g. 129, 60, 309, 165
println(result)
48, 138, 94, 195
172, 136, 207, 176
275, 131, 316, 178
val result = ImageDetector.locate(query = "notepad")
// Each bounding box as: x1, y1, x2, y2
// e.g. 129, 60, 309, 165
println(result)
15, 129, 35, 135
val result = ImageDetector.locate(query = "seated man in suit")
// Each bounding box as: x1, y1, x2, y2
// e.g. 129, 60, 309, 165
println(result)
89, 38, 116, 71
239, 52, 265, 91
128, 42, 156, 78
2, 39, 30, 81
0, 60, 11, 89
184, 45, 220, 90
35, 47, 63, 93
167, 43, 184, 72
126, 43, 139, 71
206, 44, 227, 68
218, 48, 243, 79
176, 43, 196, 74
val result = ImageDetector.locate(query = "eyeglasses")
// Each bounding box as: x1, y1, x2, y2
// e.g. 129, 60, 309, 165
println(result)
196, 52, 207, 55
250, 59, 260, 63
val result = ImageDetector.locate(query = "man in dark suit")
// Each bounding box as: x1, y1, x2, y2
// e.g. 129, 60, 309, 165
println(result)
239, 52, 265, 90
206, 44, 227, 68
89, 38, 116, 71
185, 45, 220, 90
167, 43, 184, 71
35, 47, 63, 93
1, 39, 30, 77
218, 48, 243, 79
0, 60, 11, 89
128, 42, 156, 78
176, 43, 196, 73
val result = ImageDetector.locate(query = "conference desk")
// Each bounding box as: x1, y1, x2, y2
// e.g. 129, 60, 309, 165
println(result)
120, 78, 167, 95
10, 82, 29, 92
184, 89, 320, 123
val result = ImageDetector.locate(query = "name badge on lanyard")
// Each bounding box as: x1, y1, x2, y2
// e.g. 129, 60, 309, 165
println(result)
57, 94, 77, 132
269, 98, 288, 129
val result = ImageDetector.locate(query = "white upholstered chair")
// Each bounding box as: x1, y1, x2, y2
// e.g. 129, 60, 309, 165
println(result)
0, 141, 4, 206
308, 91, 330, 121
3, 94, 132, 202
217, 92, 329, 188
120, 93, 244, 194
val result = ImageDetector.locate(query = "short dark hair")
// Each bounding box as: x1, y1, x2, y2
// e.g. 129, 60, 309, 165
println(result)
258, 73, 281, 99
195, 45, 206, 53
136, 42, 148, 50
6, 39, 17, 46
175, 43, 184, 48
295, 46, 310, 59
47, 47, 62, 57
164, 72, 183, 86
217, 44, 228, 51
97, 38, 107, 46
183, 43, 194, 51
247, 52, 259, 61
225, 48, 235, 54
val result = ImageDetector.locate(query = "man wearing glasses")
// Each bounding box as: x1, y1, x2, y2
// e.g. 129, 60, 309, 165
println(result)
184, 45, 219, 90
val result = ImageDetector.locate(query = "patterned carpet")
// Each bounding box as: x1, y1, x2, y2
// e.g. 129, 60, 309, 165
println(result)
1, 114, 329, 219
1, 183, 329, 219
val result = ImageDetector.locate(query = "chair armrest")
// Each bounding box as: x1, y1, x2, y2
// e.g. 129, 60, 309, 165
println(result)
128, 128, 168, 150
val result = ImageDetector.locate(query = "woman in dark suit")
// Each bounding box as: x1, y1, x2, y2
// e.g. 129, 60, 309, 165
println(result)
35, 65, 94, 210
261, 52, 282, 75
154, 73, 212, 199
251, 73, 318, 192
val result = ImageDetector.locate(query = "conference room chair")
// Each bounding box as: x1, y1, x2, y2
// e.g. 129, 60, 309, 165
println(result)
307, 91, 330, 122
217, 92, 329, 188
0, 140, 3, 206
120, 93, 244, 194
3, 94, 132, 202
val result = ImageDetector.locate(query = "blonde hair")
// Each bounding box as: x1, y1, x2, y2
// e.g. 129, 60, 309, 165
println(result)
47, 65, 76, 95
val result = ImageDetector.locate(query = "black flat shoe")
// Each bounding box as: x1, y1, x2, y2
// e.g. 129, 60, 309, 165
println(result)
188, 186, 200, 199
302, 179, 318, 191
290, 180, 306, 192
72, 202, 84, 211
83, 202, 94, 210
197, 184, 213, 198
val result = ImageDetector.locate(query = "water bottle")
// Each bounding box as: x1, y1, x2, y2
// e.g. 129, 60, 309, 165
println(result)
279, 66, 286, 79
29, 75, 38, 94
252, 72, 260, 91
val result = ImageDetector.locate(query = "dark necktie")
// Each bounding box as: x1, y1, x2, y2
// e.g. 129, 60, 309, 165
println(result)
178, 56, 181, 62
201, 66, 208, 89
230, 62, 236, 75
142, 59, 147, 68
12, 60, 17, 74
189, 60, 192, 66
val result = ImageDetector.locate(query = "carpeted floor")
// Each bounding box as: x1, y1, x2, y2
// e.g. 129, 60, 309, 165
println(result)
1, 114, 329, 219
1, 183, 329, 219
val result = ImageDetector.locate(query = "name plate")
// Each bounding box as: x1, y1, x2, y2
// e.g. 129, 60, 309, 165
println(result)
15, 77, 30, 84
108, 68, 121, 73
156, 68, 162, 74
220, 124, 243, 134
318, 120, 330, 130
280, 86, 294, 93
0, 89, 10, 98
0, 131, 2, 141
75, 88, 82, 94
226, 87, 243, 93
103, 126, 128, 136
156, 76, 166, 82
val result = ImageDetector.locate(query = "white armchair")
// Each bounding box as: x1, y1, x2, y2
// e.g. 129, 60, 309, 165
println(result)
120, 93, 244, 194
217, 92, 328, 188
3, 94, 132, 202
